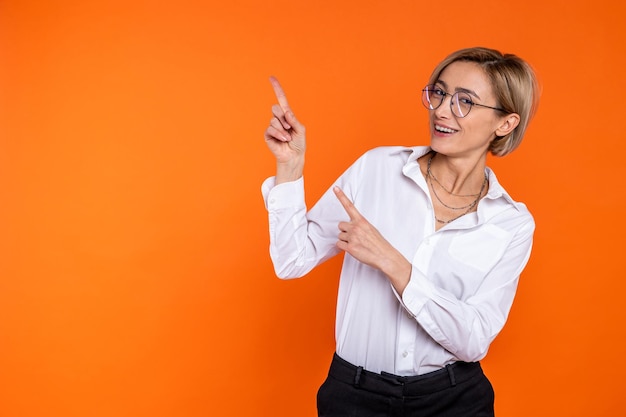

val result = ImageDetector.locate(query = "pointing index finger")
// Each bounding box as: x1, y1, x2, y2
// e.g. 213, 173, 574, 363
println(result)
333, 186, 362, 220
269, 76, 292, 113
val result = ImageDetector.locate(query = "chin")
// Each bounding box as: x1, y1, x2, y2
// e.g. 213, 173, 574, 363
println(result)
429, 138, 450, 155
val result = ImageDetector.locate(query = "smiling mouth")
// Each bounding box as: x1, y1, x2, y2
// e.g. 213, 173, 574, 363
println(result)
435, 124, 458, 134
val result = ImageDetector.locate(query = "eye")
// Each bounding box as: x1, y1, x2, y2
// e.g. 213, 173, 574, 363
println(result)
455, 93, 474, 106
433, 88, 446, 97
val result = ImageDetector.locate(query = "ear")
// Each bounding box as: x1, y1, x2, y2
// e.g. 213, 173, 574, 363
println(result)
495, 113, 520, 137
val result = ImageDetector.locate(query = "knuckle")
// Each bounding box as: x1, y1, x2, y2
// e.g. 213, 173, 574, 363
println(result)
271, 104, 284, 117
270, 118, 282, 129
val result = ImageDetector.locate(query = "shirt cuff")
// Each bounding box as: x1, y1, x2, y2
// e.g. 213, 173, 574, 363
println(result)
399, 266, 437, 317
261, 176, 305, 210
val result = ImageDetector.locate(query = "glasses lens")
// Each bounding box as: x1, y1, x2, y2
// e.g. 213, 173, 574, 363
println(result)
451, 92, 472, 118
422, 85, 443, 110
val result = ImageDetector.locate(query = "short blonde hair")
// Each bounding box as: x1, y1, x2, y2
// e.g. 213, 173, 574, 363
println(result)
428, 47, 540, 156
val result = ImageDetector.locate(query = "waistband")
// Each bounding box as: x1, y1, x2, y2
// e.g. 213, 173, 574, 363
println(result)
328, 353, 484, 397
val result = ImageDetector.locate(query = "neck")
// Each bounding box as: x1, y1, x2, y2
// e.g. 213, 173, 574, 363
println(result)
427, 151, 487, 195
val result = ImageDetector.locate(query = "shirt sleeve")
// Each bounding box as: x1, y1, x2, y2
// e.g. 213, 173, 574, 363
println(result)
399, 217, 535, 362
261, 173, 351, 279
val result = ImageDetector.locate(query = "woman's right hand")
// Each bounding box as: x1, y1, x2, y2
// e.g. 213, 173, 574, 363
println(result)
264, 77, 306, 182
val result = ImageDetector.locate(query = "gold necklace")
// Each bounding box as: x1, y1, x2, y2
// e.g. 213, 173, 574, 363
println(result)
426, 152, 488, 224
427, 152, 484, 198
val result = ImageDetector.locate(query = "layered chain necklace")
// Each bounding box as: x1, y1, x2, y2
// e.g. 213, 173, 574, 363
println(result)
426, 152, 488, 224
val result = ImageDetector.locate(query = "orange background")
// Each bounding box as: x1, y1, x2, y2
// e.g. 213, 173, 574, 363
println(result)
1, 0, 625, 416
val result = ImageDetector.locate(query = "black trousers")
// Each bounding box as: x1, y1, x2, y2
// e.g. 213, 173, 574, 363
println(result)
317, 354, 495, 417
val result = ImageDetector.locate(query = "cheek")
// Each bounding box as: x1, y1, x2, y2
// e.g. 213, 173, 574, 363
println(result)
462, 118, 497, 136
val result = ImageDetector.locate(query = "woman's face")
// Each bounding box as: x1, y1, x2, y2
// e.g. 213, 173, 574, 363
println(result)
428, 60, 506, 160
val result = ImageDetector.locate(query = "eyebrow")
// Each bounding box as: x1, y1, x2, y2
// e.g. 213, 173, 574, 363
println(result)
436, 80, 481, 100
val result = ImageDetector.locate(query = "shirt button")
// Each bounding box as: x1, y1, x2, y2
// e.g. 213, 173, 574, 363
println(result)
402, 351, 408, 358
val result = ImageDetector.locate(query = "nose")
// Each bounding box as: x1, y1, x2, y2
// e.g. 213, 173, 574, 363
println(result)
434, 94, 453, 118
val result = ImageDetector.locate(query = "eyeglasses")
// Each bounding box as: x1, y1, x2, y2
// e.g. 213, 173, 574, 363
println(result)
421, 85, 507, 118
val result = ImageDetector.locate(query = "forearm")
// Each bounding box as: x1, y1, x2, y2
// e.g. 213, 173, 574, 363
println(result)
411, 289, 509, 362
263, 177, 342, 278
401, 249, 528, 360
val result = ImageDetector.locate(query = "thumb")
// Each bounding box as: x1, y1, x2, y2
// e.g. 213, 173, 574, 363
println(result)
285, 110, 305, 136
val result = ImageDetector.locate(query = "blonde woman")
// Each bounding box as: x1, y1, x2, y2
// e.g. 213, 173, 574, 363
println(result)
262, 47, 540, 417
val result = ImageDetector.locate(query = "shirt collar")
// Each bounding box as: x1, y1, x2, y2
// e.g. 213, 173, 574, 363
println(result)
398, 146, 518, 201
396, 146, 524, 228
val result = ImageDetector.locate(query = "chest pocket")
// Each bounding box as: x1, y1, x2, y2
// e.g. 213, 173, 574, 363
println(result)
448, 224, 512, 273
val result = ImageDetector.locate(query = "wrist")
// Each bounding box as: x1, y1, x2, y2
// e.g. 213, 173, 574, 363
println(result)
275, 157, 305, 184
381, 254, 412, 296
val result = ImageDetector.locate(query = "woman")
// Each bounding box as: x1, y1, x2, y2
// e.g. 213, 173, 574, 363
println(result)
262, 47, 539, 416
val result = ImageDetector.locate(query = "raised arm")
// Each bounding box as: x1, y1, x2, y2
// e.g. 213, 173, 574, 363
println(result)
264, 76, 306, 184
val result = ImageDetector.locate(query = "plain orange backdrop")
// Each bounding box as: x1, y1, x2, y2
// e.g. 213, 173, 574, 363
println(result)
1, 0, 625, 416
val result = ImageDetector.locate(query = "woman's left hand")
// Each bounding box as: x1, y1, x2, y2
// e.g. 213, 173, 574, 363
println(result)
333, 186, 412, 293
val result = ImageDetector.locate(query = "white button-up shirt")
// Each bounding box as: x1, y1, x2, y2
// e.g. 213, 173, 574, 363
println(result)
262, 146, 535, 376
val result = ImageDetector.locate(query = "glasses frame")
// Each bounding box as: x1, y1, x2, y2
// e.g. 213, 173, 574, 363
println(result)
421, 85, 507, 118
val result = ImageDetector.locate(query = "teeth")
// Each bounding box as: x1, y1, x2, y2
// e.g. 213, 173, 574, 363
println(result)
435, 125, 456, 133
